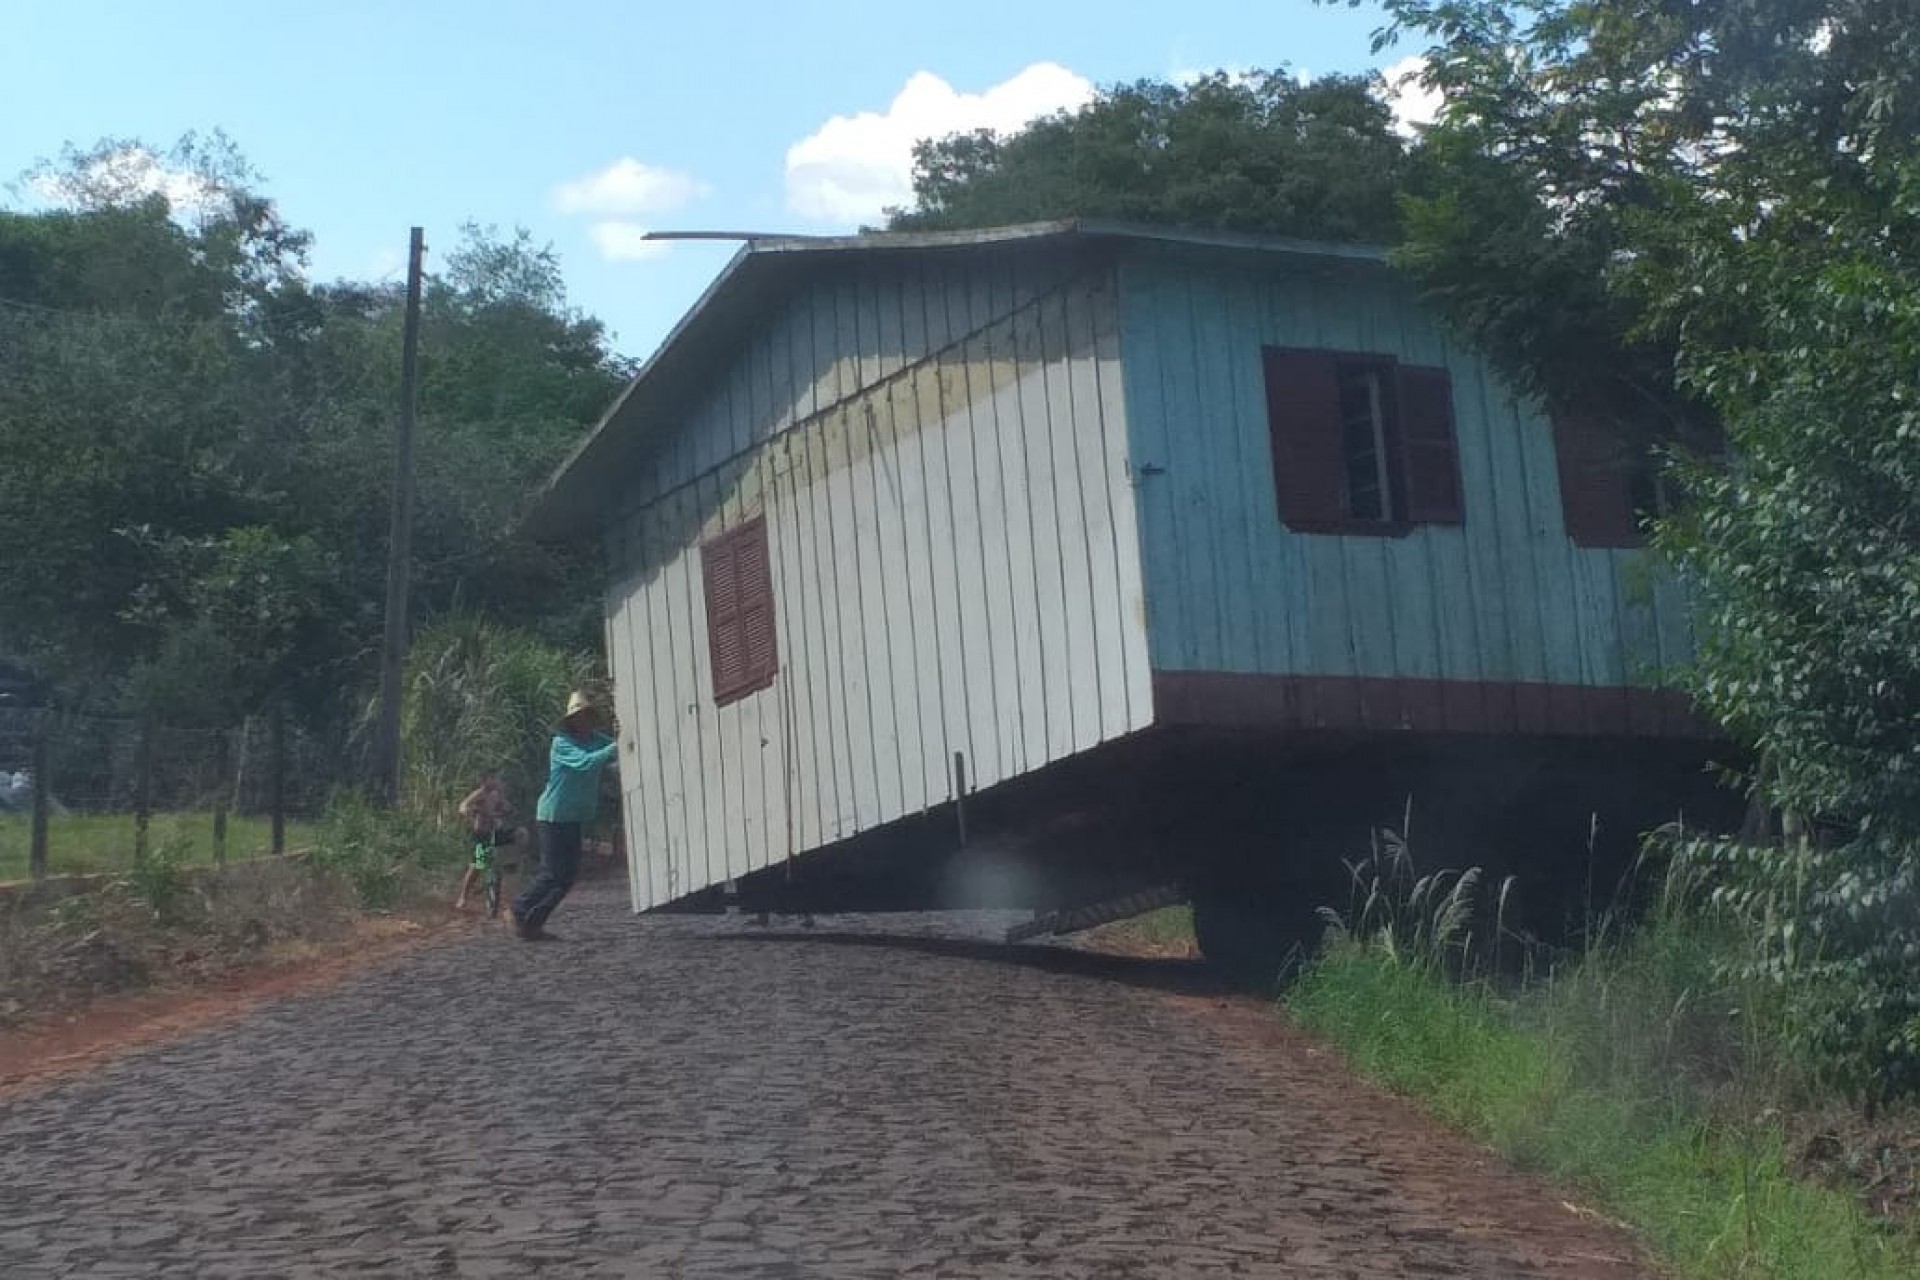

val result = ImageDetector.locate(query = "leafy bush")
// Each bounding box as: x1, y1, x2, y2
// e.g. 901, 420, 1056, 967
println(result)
121, 836, 192, 923
309, 792, 458, 909
1678, 835, 1920, 1109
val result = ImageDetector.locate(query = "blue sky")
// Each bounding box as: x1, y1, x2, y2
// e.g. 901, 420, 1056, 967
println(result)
1, 0, 1414, 360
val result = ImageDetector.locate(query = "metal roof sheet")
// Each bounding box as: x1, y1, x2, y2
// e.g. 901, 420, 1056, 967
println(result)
523, 220, 1390, 541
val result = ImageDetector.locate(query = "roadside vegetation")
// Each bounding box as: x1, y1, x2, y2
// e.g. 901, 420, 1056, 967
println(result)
0, 804, 464, 1026
0, 129, 616, 1021
0, 619, 593, 1024
1, 847, 352, 1029
1283, 832, 1920, 1279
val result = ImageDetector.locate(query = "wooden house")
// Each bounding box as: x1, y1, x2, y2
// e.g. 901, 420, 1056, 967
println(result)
528, 221, 1721, 950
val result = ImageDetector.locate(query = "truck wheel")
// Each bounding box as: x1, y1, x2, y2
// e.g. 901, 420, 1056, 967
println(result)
1190, 888, 1321, 991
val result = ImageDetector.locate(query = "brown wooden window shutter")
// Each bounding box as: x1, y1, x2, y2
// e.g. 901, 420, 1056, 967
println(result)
1551, 411, 1642, 548
702, 516, 778, 706
1397, 365, 1464, 525
1262, 347, 1345, 531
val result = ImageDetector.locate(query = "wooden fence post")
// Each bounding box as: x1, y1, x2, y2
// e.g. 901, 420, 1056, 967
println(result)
29, 720, 50, 881
270, 708, 286, 855
212, 726, 231, 865
231, 715, 251, 813
133, 719, 154, 864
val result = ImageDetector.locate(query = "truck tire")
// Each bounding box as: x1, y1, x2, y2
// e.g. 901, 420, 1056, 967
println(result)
1190, 887, 1322, 991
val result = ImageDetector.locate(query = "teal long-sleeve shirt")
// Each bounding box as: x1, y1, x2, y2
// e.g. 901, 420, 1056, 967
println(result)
535, 731, 619, 823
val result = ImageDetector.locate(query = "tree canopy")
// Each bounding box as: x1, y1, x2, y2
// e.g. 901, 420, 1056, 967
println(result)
1359, 0, 1920, 1097
889, 70, 1412, 243
0, 141, 626, 743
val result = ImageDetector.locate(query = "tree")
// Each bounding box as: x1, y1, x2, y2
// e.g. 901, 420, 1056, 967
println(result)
0, 145, 626, 753
889, 71, 1411, 243
1354, 0, 1920, 1099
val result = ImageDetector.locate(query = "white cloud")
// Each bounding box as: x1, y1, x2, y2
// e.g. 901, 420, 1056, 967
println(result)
26, 144, 225, 218
553, 158, 709, 216
785, 62, 1096, 225
588, 221, 670, 262
1379, 55, 1443, 137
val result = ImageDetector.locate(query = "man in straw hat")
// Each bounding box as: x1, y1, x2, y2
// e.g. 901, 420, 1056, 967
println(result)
511, 690, 619, 940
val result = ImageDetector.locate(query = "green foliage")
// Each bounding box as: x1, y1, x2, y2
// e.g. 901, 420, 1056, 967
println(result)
1684, 835, 1920, 1109
1300, 832, 1920, 1269
1360, 0, 1920, 1102
121, 527, 348, 724
0, 813, 314, 883
121, 836, 190, 922
890, 71, 1410, 243
1125, 904, 1195, 950
309, 792, 457, 910
395, 614, 598, 822
1294, 941, 1919, 1277
0, 147, 625, 738
1293, 943, 1561, 1136
1325, 825, 1502, 973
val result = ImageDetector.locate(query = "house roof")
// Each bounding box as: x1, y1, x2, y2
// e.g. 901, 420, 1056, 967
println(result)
523, 219, 1391, 541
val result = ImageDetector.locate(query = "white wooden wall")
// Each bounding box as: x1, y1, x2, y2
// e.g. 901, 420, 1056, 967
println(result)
602, 256, 1154, 910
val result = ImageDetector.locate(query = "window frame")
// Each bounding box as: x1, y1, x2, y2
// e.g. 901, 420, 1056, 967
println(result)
700, 516, 779, 707
1334, 356, 1402, 526
1262, 346, 1464, 537
1550, 411, 1666, 549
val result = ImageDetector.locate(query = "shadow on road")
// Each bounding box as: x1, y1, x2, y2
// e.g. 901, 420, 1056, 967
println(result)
701, 928, 1234, 998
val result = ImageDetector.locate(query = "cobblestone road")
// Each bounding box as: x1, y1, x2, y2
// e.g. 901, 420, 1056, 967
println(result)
0, 882, 1647, 1278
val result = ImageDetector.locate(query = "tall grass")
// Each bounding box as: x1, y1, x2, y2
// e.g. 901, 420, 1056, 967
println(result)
1289, 829, 1919, 1279
392, 614, 600, 823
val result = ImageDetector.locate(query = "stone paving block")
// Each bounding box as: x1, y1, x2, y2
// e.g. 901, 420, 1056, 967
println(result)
0, 885, 1647, 1278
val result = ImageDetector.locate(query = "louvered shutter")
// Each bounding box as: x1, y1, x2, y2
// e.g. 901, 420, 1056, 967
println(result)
703, 535, 744, 700
1551, 411, 1641, 548
703, 517, 778, 705
1397, 365, 1464, 525
1262, 348, 1345, 531
736, 519, 779, 687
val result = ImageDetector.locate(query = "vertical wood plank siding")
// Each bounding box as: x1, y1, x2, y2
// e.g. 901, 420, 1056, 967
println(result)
1118, 251, 1692, 695
603, 260, 1152, 909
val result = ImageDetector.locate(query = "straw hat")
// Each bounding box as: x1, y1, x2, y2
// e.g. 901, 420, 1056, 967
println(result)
563, 690, 595, 722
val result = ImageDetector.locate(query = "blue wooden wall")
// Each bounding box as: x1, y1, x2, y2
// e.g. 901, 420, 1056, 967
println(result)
1117, 246, 1692, 690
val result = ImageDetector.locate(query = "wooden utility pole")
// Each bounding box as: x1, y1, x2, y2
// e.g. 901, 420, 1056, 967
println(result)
133, 719, 154, 863
270, 707, 287, 854
28, 722, 49, 880
372, 227, 426, 805
211, 726, 230, 865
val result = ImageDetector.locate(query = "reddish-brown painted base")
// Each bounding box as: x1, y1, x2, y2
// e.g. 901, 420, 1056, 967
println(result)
1152, 671, 1716, 740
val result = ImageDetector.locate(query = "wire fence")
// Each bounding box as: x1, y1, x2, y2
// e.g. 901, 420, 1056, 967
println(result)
0, 709, 339, 883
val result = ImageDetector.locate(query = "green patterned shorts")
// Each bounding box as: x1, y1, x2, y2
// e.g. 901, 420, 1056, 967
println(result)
471, 831, 505, 871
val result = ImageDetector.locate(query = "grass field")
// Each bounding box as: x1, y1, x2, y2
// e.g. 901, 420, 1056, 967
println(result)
0, 812, 318, 883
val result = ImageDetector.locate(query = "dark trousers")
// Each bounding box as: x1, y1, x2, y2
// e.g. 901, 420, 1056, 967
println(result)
514, 821, 583, 931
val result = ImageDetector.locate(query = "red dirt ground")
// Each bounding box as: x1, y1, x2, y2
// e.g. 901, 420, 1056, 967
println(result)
0, 911, 478, 1102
